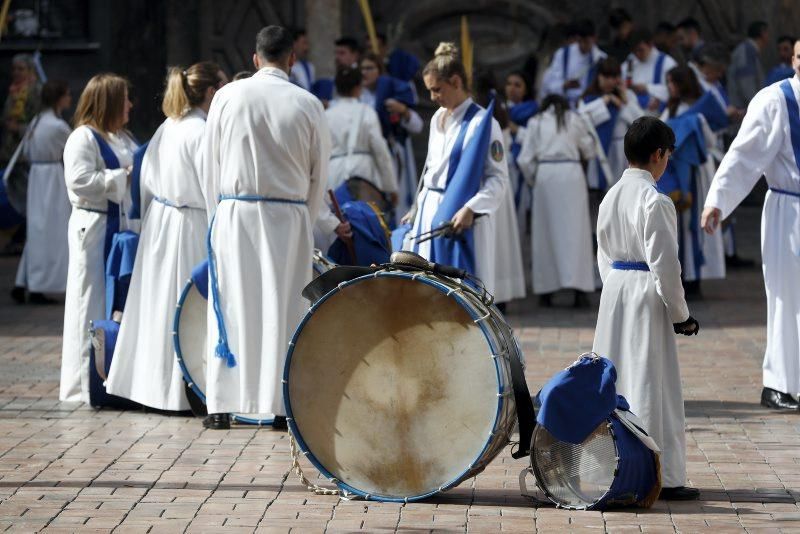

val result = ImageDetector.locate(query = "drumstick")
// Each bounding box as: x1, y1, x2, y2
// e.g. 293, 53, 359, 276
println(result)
328, 189, 358, 265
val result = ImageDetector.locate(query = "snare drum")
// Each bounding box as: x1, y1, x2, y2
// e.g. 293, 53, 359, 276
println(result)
283, 269, 520, 501
174, 251, 335, 425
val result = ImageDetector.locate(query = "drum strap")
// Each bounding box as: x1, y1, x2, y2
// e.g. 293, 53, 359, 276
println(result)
509, 342, 536, 459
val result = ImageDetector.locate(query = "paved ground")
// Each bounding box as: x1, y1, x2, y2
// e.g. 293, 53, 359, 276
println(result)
0, 205, 799, 533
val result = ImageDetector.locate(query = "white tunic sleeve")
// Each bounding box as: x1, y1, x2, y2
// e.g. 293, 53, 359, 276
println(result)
705, 89, 783, 218
516, 117, 539, 183
540, 48, 566, 99
365, 109, 398, 192
201, 95, 224, 220
578, 97, 611, 126
619, 91, 645, 123
464, 120, 509, 215
574, 113, 597, 160
643, 192, 690, 323
306, 101, 332, 224
63, 127, 128, 204
400, 109, 424, 135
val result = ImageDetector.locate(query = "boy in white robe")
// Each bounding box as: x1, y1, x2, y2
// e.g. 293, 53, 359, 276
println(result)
593, 116, 700, 500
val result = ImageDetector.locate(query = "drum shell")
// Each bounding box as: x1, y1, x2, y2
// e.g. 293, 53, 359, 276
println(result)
532, 415, 660, 510
283, 270, 519, 502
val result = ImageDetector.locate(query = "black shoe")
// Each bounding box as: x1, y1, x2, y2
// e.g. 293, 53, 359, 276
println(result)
659, 486, 700, 500
203, 413, 231, 429
10, 286, 25, 304
272, 415, 288, 430
573, 291, 590, 309
28, 292, 56, 305
760, 387, 799, 410
726, 254, 756, 269
538, 293, 553, 307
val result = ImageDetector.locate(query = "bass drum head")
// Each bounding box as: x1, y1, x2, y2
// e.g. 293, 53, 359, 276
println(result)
174, 278, 274, 424
285, 274, 502, 501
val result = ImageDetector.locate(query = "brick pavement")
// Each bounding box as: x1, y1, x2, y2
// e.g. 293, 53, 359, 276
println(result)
0, 206, 798, 533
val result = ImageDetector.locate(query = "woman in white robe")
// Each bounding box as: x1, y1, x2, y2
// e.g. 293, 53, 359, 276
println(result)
518, 95, 596, 306
578, 58, 644, 191
106, 63, 225, 411
325, 66, 397, 194
359, 53, 424, 224
660, 66, 725, 291
401, 43, 508, 295
61, 74, 136, 402
12, 81, 72, 302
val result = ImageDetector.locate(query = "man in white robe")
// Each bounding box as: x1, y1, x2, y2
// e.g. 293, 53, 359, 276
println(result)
594, 116, 699, 500
539, 20, 607, 107
289, 28, 315, 91
621, 29, 677, 114
702, 43, 800, 411
201, 25, 330, 429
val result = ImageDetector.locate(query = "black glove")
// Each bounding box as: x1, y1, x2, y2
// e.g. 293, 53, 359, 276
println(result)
673, 316, 699, 336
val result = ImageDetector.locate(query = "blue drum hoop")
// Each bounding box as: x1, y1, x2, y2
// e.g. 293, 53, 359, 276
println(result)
283, 269, 516, 502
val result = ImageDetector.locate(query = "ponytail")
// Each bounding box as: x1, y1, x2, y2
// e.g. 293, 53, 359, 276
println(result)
161, 61, 222, 119
423, 42, 469, 91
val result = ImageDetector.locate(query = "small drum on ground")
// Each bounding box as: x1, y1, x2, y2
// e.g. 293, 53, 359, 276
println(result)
529, 412, 661, 510
283, 267, 521, 501
174, 250, 335, 425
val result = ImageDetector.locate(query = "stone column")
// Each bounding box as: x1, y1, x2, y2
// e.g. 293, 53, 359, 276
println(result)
306, 0, 340, 79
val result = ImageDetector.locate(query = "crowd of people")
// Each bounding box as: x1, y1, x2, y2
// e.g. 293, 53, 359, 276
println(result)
1, 10, 799, 503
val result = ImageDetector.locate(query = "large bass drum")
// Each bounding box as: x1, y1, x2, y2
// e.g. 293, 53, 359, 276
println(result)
283, 268, 520, 501
174, 250, 336, 425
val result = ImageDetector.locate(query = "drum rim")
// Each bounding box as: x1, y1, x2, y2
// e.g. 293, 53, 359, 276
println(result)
173, 276, 277, 426
283, 270, 506, 502
531, 416, 622, 510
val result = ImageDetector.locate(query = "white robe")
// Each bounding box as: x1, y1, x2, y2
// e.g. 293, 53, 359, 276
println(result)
593, 168, 690, 488
578, 90, 644, 190
660, 104, 726, 281
621, 48, 677, 107
504, 114, 530, 238
60, 126, 136, 402
539, 43, 607, 105
402, 98, 508, 294
325, 97, 397, 193
517, 108, 596, 294
14, 109, 71, 292
201, 66, 330, 415
492, 129, 527, 304
706, 75, 800, 395
106, 109, 208, 411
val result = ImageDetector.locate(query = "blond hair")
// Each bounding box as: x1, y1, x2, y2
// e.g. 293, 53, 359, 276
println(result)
73, 73, 129, 133
161, 61, 222, 119
423, 42, 469, 90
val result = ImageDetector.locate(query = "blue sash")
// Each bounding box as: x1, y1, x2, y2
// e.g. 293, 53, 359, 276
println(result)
611, 261, 649, 271
300, 60, 313, 88
780, 79, 800, 174
562, 45, 570, 82
373, 75, 416, 140
128, 141, 148, 219
88, 129, 121, 263
207, 195, 307, 368
447, 103, 480, 186
653, 52, 666, 84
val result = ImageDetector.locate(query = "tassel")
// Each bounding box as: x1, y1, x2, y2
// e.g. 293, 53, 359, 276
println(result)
215, 340, 237, 368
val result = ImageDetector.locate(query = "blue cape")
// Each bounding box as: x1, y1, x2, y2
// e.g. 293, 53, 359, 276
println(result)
327, 201, 391, 267
0, 170, 23, 229
509, 100, 538, 127
373, 75, 416, 139
537, 355, 627, 444
765, 65, 795, 87
658, 113, 707, 198
387, 48, 420, 82
429, 100, 495, 275
104, 230, 139, 319
684, 91, 729, 132
312, 78, 335, 101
